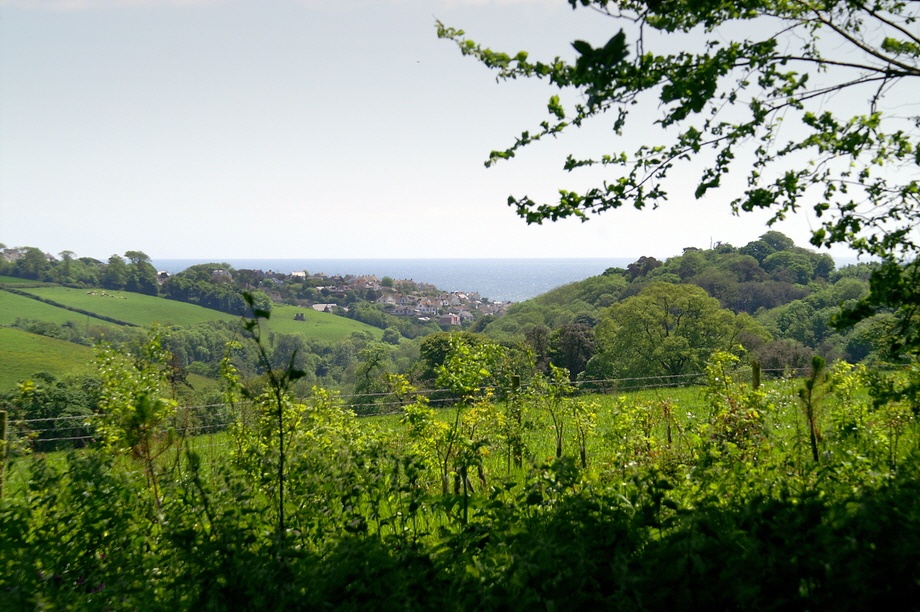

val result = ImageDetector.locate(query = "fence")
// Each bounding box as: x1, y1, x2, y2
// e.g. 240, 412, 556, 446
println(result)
2, 366, 805, 455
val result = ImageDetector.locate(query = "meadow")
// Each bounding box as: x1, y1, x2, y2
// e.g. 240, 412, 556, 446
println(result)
259, 303, 382, 342
0, 328, 97, 389
13, 286, 239, 327
0, 289, 121, 328
0, 284, 384, 393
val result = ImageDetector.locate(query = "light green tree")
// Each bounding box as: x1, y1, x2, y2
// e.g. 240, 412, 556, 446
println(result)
590, 282, 769, 383
437, 1, 919, 263
95, 328, 177, 507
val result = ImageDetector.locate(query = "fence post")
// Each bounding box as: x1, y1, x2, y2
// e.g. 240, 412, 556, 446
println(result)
752, 360, 761, 390
0, 410, 7, 499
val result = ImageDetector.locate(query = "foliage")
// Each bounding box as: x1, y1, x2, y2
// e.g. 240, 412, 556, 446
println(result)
548, 323, 597, 381
437, 1, 920, 264
703, 351, 769, 462
95, 328, 178, 505
589, 282, 769, 384
4, 324, 920, 608
163, 268, 272, 317
3, 373, 99, 452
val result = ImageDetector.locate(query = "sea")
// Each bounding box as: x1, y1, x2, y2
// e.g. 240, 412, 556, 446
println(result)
151, 258, 636, 303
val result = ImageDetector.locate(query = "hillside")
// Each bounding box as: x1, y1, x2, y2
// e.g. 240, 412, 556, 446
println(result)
263, 303, 383, 342
0, 280, 384, 392
2, 284, 380, 340
0, 288, 120, 329
0, 328, 96, 389
480, 233, 879, 383
11, 286, 238, 327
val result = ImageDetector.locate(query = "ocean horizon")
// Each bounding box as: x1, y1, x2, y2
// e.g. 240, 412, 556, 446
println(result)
153, 255, 866, 303
151, 258, 635, 303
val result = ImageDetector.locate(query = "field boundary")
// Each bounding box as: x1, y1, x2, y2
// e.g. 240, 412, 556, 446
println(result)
0, 285, 139, 327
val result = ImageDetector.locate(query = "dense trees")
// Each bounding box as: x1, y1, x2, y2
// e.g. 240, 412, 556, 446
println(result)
161, 264, 272, 316
2, 372, 100, 451
482, 232, 875, 372
587, 283, 768, 384
12, 247, 50, 280
101, 255, 128, 290
548, 323, 596, 381
123, 251, 158, 296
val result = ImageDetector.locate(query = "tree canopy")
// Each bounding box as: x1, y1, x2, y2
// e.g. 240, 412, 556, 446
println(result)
438, 1, 920, 261
587, 282, 769, 383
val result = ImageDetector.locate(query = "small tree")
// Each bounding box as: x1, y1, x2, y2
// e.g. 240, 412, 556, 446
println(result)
531, 365, 576, 460
799, 355, 828, 463
95, 328, 177, 507
434, 335, 504, 522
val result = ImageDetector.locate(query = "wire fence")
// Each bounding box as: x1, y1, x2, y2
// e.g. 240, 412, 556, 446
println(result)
4, 366, 806, 453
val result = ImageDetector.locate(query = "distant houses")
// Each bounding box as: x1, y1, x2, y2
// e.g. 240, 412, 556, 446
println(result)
274, 269, 509, 322
438, 313, 461, 326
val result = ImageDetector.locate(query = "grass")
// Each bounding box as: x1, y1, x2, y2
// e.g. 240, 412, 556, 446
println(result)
0, 275, 53, 286
263, 303, 382, 341
0, 328, 96, 389
0, 285, 385, 394
9, 287, 382, 341
14, 286, 238, 327
0, 289, 119, 329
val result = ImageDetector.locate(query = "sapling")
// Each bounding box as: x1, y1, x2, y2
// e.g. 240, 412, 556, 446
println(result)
799, 356, 828, 463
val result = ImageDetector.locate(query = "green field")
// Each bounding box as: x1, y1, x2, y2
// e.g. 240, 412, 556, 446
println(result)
9, 287, 382, 341
0, 276, 53, 286
0, 289, 120, 329
0, 328, 96, 388
15, 286, 238, 327
1, 285, 385, 391
263, 303, 382, 341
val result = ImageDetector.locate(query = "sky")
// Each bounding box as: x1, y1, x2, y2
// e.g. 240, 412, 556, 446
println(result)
0, 0, 866, 262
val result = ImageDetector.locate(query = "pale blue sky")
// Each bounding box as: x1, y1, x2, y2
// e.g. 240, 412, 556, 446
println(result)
0, 0, 852, 261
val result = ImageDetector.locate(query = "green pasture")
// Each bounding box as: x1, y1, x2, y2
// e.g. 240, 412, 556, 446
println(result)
262, 303, 382, 341
15, 286, 237, 327
10, 287, 382, 342
0, 289, 119, 329
0, 275, 53, 286
0, 328, 96, 389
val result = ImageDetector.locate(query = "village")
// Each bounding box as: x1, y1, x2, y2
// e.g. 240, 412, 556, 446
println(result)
275, 270, 511, 326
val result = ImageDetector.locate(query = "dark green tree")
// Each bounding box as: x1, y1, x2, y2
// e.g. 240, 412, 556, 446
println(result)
549, 323, 597, 382
525, 324, 552, 374
13, 247, 50, 280
381, 327, 402, 345
124, 251, 158, 296
101, 255, 128, 290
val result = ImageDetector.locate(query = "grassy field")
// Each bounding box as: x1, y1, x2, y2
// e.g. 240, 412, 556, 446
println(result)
10, 287, 383, 341
1, 285, 385, 391
13, 286, 239, 326
0, 328, 96, 389
263, 303, 382, 341
0, 289, 120, 329
0, 275, 53, 285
